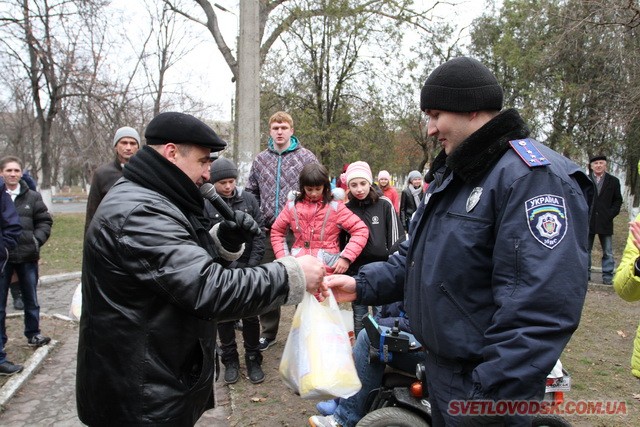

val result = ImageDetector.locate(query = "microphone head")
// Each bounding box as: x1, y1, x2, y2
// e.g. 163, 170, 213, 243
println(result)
199, 183, 217, 199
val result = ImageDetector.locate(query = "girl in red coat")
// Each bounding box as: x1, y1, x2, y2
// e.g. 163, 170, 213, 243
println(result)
271, 163, 369, 274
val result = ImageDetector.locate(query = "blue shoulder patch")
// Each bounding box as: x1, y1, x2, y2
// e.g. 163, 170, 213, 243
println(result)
509, 138, 551, 168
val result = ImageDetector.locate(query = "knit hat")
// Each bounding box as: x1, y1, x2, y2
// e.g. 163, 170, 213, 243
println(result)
210, 157, 238, 183
420, 57, 503, 113
145, 112, 227, 151
113, 126, 140, 147
378, 170, 391, 181
346, 161, 373, 185
407, 170, 422, 183
589, 155, 607, 163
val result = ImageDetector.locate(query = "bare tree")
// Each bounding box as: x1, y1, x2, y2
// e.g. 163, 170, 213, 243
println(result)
162, 0, 450, 143
0, 0, 109, 188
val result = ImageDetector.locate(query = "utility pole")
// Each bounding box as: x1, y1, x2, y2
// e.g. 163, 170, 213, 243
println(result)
235, 0, 260, 185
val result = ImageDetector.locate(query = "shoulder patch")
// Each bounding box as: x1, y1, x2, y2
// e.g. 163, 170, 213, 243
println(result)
509, 138, 550, 168
525, 194, 567, 249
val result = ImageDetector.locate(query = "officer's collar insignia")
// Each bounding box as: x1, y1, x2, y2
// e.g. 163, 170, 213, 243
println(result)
525, 194, 567, 249
466, 187, 483, 212
509, 138, 551, 168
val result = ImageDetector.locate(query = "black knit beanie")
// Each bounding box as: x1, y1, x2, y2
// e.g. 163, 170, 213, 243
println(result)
210, 157, 238, 183
420, 57, 503, 112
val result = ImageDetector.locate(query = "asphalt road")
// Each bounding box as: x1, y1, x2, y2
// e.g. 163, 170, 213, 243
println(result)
50, 201, 87, 214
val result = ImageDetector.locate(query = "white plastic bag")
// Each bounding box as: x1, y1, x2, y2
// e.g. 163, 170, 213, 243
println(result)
279, 290, 361, 399
69, 282, 82, 321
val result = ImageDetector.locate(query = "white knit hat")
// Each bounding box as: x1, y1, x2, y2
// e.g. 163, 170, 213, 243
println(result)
113, 126, 140, 147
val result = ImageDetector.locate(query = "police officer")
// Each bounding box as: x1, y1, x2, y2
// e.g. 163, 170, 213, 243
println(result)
325, 57, 592, 426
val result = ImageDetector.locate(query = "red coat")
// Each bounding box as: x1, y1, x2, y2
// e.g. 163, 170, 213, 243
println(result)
271, 196, 369, 273
380, 186, 400, 213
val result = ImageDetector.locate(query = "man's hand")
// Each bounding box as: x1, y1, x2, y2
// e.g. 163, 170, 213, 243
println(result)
217, 211, 260, 252
296, 255, 327, 296
324, 274, 357, 303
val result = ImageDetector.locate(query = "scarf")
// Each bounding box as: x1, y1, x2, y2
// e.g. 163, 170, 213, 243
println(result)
410, 185, 422, 207
123, 146, 216, 256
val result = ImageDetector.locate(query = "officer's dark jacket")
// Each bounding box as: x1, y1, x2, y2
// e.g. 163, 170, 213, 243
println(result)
355, 109, 592, 402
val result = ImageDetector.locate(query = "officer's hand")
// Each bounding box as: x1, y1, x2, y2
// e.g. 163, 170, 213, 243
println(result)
217, 211, 261, 252
324, 274, 357, 303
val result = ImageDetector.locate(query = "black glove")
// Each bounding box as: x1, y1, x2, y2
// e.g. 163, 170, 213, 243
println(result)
217, 210, 261, 253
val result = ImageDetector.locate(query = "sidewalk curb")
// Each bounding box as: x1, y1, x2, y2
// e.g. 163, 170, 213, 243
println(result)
0, 275, 80, 411
40, 271, 81, 286
0, 339, 59, 409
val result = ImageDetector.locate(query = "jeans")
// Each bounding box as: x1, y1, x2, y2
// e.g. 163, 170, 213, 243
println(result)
588, 233, 615, 283
0, 262, 41, 363
333, 329, 425, 427
217, 315, 260, 362
351, 303, 369, 338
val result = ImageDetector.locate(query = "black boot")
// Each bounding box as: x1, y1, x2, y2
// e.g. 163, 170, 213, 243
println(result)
9, 282, 23, 310
223, 358, 240, 384
245, 352, 265, 384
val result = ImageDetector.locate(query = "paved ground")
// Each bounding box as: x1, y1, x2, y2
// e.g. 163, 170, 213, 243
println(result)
0, 274, 231, 426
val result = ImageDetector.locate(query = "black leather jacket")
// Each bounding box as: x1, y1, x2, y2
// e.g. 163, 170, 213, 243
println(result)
77, 179, 303, 426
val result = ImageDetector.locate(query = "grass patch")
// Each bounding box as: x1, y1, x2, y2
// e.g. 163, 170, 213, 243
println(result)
39, 213, 85, 276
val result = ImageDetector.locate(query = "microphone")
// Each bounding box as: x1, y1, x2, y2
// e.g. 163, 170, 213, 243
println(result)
200, 183, 235, 221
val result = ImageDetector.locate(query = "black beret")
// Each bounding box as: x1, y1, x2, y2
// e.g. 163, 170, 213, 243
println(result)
144, 112, 227, 152
589, 155, 607, 163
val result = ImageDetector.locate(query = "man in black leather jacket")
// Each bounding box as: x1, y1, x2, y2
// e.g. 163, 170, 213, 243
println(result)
76, 112, 326, 426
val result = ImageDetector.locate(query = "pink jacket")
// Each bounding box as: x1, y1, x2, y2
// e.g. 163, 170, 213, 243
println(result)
270, 196, 369, 273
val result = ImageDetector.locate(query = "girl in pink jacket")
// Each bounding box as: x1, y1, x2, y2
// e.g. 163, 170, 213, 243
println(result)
270, 163, 369, 274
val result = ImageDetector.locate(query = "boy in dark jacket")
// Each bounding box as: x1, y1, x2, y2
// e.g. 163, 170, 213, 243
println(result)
205, 157, 266, 384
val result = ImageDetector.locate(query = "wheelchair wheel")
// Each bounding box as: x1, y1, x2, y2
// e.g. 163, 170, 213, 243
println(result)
531, 414, 572, 427
356, 406, 430, 427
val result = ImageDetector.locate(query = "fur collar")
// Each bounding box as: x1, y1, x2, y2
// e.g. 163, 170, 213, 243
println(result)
427, 109, 530, 184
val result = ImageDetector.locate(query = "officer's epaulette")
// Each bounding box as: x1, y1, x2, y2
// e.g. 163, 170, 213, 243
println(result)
508, 138, 551, 168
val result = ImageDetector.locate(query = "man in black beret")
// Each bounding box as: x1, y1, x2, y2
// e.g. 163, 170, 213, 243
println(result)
588, 154, 623, 285
76, 111, 327, 425
321, 57, 593, 427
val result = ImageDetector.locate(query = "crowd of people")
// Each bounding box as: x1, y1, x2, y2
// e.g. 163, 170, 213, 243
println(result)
0, 55, 638, 427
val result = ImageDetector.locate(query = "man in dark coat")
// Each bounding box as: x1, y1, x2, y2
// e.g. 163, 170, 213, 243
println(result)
588, 155, 623, 285
76, 112, 326, 426
0, 155, 53, 379
84, 126, 140, 234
